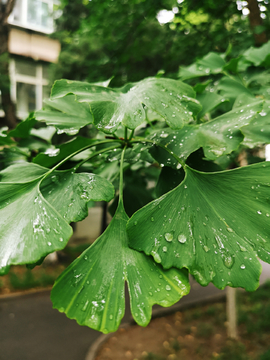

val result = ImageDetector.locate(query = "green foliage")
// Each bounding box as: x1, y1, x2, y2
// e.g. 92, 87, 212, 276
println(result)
52, 0, 263, 85
2, 42, 270, 333
218, 341, 249, 360
260, 349, 270, 360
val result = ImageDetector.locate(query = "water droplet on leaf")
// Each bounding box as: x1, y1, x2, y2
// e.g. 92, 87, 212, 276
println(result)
178, 235, 186, 243
165, 232, 173, 242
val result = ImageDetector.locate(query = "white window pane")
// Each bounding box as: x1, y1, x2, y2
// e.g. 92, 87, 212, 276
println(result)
42, 85, 50, 100
15, 60, 36, 77
16, 83, 36, 113
42, 64, 49, 79
27, 0, 40, 25
41, 2, 50, 27
13, 0, 23, 22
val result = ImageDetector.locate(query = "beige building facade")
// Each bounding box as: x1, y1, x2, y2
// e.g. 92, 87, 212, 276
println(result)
7, 0, 60, 119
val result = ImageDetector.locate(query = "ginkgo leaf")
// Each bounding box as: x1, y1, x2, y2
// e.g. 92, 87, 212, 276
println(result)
178, 52, 225, 80
0, 127, 15, 145
41, 170, 114, 223
243, 41, 270, 67
241, 101, 270, 147
149, 100, 263, 167
33, 136, 95, 168
217, 77, 252, 102
50, 78, 201, 133
126, 162, 270, 291
0, 163, 73, 269
51, 202, 190, 334
35, 95, 93, 135
196, 92, 229, 118
8, 113, 37, 138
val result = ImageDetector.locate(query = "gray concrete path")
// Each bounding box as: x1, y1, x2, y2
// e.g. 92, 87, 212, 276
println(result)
0, 262, 269, 360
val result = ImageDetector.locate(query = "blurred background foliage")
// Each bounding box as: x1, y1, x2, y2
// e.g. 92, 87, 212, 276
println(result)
50, 0, 270, 87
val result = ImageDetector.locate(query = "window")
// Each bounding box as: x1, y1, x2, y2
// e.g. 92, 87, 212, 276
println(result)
10, 58, 50, 118
9, 0, 55, 34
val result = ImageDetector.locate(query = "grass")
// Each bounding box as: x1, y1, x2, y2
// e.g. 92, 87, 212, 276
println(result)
0, 263, 66, 294
0, 244, 87, 295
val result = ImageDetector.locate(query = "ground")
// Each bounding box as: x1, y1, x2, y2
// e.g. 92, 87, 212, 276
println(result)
1, 263, 270, 360
96, 284, 270, 360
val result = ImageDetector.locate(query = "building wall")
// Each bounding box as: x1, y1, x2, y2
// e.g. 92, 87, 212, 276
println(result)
9, 27, 60, 63
4, 0, 61, 118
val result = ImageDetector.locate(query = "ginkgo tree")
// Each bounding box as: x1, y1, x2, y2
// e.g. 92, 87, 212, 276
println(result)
1, 42, 270, 334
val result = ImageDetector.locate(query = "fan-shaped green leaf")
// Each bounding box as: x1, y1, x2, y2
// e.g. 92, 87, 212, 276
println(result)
126, 162, 270, 291
149, 101, 263, 166
0, 163, 73, 269
51, 202, 190, 334
241, 101, 270, 147
243, 41, 270, 67
50, 78, 201, 133
178, 53, 225, 80
217, 77, 252, 102
33, 136, 95, 168
41, 170, 114, 223
8, 113, 37, 138
35, 95, 93, 135
196, 92, 229, 118
0, 127, 15, 146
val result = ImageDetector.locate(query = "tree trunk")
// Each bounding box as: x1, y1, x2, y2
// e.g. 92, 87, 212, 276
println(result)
247, 0, 268, 46
226, 287, 238, 339
0, 0, 17, 129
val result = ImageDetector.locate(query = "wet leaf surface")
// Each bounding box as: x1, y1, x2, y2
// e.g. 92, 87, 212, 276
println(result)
126, 162, 270, 291
51, 202, 190, 333
49, 78, 201, 133
41, 170, 114, 223
0, 163, 73, 269
149, 101, 263, 167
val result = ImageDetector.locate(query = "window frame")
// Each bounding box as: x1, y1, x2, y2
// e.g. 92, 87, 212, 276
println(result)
10, 58, 50, 119
8, 0, 56, 34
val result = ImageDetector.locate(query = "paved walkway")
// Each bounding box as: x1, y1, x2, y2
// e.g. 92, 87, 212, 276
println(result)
0, 262, 269, 360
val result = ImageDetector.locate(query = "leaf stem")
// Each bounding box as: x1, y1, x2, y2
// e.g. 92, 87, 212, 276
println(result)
128, 129, 134, 141
124, 127, 128, 141
73, 144, 122, 171
42, 139, 124, 180
119, 146, 127, 204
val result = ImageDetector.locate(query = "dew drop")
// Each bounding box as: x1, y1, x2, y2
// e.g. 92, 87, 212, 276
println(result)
240, 264, 246, 269
151, 251, 161, 263
59, 237, 63, 242
148, 291, 153, 296
151, 217, 154, 222
165, 285, 171, 291
178, 234, 187, 243
109, 314, 113, 320
165, 232, 173, 242
134, 221, 138, 225
227, 227, 233, 233
223, 255, 234, 269
47, 242, 52, 246
239, 245, 247, 252
203, 245, 210, 253
82, 300, 89, 312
